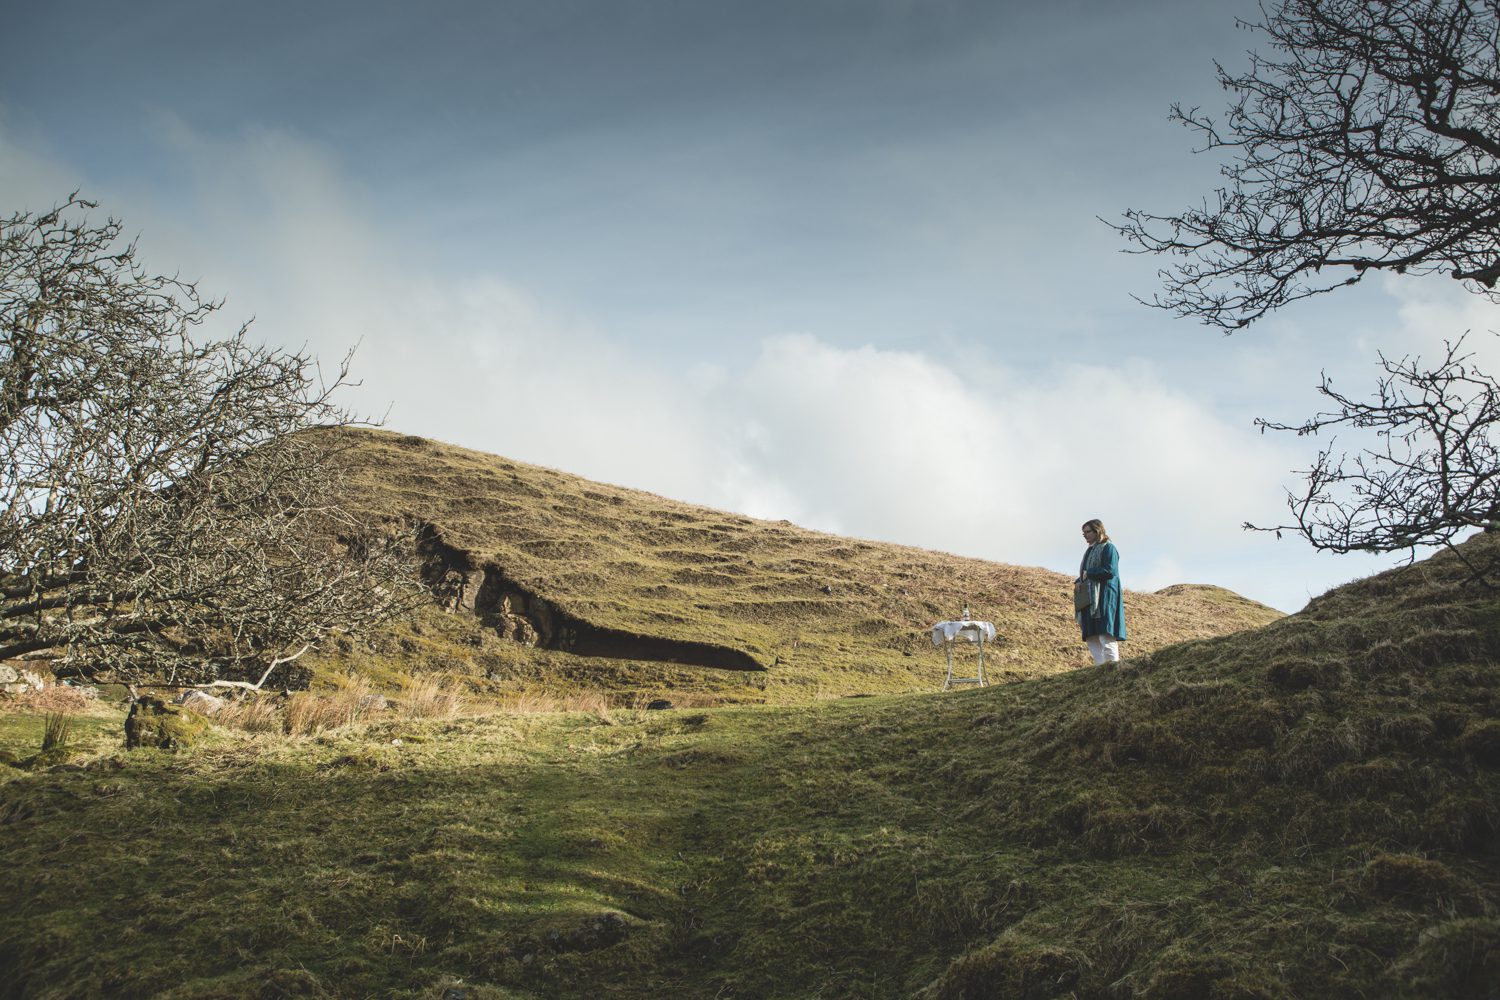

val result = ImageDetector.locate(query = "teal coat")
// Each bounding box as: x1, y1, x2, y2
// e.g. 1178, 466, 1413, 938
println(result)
1078, 541, 1126, 641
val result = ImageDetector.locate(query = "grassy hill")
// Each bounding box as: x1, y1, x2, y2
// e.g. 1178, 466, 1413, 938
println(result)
314, 427, 1281, 703
1, 531, 1496, 997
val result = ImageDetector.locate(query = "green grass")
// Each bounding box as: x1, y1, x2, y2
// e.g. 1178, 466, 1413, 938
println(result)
305, 427, 1284, 703
2, 536, 1497, 998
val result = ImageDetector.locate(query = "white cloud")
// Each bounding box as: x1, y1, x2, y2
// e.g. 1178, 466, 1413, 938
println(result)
0, 125, 81, 210
1135, 553, 1188, 593
715, 337, 1302, 586
1385, 274, 1500, 369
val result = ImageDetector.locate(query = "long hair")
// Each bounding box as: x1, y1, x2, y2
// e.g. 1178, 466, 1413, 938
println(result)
1082, 518, 1109, 543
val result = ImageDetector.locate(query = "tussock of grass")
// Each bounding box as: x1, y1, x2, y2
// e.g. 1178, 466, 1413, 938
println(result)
207, 675, 393, 737
496, 690, 615, 717
39, 713, 70, 752
283, 685, 377, 735
397, 674, 467, 719
212, 693, 283, 733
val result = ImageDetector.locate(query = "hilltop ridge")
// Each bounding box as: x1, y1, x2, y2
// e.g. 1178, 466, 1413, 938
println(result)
320, 427, 1283, 701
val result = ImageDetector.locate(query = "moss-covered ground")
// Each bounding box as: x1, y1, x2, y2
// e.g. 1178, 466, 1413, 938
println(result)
2, 539, 1498, 998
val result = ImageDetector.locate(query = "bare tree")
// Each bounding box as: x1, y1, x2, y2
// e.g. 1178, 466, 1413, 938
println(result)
1116, 0, 1500, 566
1116, 0, 1500, 331
1, 195, 419, 687
1246, 335, 1500, 572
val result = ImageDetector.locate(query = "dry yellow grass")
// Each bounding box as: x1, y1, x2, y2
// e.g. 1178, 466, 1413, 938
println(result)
396, 675, 467, 719
184, 676, 396, 736
279, 676, 384, 735
494, 690, 614, 714
212, 694, 282, 734
0, 685, 103, 716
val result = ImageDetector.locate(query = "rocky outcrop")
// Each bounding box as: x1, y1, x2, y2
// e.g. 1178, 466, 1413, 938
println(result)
419, 524, 483, 613
475, 571, 552, 646
419, 524, 549, 644
415, 522, 763, 671
0, 662, 51, 696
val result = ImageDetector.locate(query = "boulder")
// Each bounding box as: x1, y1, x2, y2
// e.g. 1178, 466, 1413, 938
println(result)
125, 696, 209, 750
176, 690, 225, 715
0, 661, 53, 693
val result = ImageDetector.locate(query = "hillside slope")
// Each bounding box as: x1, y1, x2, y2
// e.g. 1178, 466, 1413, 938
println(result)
321, 428, 1281, 700
0, 528, 1496, 998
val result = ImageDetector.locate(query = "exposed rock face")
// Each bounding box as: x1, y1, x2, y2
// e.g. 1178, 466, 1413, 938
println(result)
431, 566, 484, 613
417, 522, 554, 649
419, 524, 483, 613
490, 590, 541, 645
476, 571, 551, 646
413, 521, 763, 671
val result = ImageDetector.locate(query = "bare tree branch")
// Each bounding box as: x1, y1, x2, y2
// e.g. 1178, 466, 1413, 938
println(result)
1245, 334, 1500, 576
1113, 0, 1500, 331
1115, 1, 1500, 571
1, 195, 423, 686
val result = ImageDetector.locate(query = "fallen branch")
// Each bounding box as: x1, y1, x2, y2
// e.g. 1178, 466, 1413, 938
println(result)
204, 644, 312, 693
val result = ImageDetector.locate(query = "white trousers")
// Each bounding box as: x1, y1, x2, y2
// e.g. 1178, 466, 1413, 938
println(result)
1086, 634, 1120, 665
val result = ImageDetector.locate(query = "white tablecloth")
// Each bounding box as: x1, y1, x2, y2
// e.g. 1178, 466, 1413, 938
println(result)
930, 620, 997, 647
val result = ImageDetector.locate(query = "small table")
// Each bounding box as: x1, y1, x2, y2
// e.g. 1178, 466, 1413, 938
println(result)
930, 619, 997, 690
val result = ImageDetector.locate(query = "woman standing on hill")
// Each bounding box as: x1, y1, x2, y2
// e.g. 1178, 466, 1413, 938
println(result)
1076, 519, 1126, 665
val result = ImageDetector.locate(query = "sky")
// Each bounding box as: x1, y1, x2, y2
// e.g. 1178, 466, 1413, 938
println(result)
4, 0, 1495, 614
